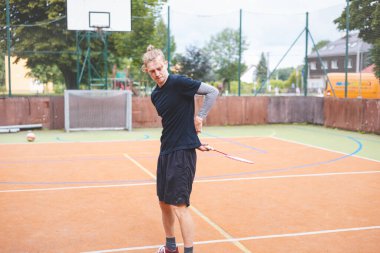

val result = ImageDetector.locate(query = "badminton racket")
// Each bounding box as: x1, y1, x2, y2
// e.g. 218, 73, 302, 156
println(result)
203, 145, 254, 164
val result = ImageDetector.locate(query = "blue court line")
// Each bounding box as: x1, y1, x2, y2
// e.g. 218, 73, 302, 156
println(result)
197, 136, 363, 180
291, 125, 380, 144
202, 131, 267, 154
0, 136, 362, 185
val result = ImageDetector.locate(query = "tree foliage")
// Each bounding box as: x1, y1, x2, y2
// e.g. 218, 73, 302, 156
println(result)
271, 67, 295, 81
334, 0, 380, 77
0, 0, 78, 88
109, 3, 173, 78
256, 52, 268, 83
172, 45, 213, 81
204, 28, 248, 81
0, 0, 168, 90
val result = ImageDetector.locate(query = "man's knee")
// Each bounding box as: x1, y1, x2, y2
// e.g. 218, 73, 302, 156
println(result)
173, 204, 189, 219
159, 201, 172, 212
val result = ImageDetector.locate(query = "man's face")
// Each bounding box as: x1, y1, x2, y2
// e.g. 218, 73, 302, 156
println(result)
145, 57, 168, 86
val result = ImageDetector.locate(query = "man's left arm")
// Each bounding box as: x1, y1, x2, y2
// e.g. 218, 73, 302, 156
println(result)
194, 82, 219, 134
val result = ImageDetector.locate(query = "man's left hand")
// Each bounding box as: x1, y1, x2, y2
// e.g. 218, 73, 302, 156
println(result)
194, 116, 203, 134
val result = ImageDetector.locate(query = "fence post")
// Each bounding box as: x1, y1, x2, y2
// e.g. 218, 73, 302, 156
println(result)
344, 0, 350, 98
167, 5, 171, 73
303, 12, 309, 97
238, 9, 242, 96
6, 0, 12, 96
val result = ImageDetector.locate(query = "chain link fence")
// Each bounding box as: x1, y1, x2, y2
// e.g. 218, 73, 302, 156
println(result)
1, 1, 378, 98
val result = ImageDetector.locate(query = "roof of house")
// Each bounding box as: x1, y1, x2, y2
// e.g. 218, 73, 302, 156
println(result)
362, 64, 375, 73
308, 33, 372, 58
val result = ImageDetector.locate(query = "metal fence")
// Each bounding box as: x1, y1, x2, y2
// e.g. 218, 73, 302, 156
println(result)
1, 1, 378, 98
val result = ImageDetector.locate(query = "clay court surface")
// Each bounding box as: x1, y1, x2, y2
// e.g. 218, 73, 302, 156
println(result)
0, 125, 379, 253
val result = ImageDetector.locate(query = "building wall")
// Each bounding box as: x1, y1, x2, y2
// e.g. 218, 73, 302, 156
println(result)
4, 56, 54, 94
309, 55, 357, 78
308, 52, 371, 79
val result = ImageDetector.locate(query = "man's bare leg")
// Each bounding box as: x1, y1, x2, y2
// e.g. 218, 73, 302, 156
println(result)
173, 204, 194, 248
159, 201, 176, 237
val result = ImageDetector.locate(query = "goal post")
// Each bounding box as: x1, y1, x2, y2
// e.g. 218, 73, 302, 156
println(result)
64, 90, 132, 132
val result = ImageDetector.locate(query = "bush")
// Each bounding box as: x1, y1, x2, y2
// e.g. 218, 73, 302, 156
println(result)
269, 79, 287, 89
229, 81, 254, 95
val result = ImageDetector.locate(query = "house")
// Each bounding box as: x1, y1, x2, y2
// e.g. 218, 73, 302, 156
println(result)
241, 65, 257, 84
307, 33, 372, 91
4, 56, 54, 94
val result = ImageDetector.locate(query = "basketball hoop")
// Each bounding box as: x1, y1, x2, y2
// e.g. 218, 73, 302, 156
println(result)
66, 0, 131, 32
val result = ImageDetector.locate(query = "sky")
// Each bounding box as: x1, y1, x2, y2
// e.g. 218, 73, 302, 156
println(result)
163, 0, 347, 70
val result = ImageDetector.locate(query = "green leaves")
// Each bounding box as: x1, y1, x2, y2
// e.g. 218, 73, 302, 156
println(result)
334, 0, 380, 77
172, 45, 212, 81
204, 28, 248, 81
0, 0, 168, 90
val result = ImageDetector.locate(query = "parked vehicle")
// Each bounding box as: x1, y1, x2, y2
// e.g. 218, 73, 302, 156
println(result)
325, 72, 379, 99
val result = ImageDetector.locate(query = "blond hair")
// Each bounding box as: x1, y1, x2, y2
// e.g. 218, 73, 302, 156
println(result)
141, 45, 165, 72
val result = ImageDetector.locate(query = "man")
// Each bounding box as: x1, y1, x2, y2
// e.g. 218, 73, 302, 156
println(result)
142, 45, 218, 253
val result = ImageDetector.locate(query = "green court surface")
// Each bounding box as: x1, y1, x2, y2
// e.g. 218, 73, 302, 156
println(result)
0, 124, 379, 162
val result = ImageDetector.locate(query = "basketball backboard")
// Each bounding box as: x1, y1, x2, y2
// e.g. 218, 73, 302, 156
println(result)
67, 0, 131, 32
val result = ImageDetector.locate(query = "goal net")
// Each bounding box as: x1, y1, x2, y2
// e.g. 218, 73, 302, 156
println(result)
64, 90, 132, 132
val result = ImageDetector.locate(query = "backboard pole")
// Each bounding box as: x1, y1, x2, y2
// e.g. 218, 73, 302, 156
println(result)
76, 31, 80, 89
103, 32, 108, 89
86, 31, 91, 88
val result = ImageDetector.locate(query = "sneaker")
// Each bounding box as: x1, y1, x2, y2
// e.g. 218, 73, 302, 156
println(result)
156, 245, 179, 253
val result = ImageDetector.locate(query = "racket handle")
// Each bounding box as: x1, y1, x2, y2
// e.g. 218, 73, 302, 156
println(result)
202, 144, 214, 151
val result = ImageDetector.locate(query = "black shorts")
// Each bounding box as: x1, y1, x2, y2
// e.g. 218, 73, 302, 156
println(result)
156, 149, 197, 206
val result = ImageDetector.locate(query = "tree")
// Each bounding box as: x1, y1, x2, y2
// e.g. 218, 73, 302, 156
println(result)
204, 28, 248, 81
109, 6, 173, 79
0, 0, 167, 90
271, 67, 294, 81
0, 0, 78, 89
26, 64, 64, 86
285, 70, 302, 89
334, 0, 380, 77
312, 40, 330, 52
256, 52, 268, 84
172, 45, 213, 81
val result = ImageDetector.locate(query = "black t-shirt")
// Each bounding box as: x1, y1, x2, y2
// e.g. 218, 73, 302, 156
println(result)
151, 74, 202, 155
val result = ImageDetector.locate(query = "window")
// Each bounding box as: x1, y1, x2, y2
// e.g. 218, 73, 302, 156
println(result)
310, 62, 317, 70
322, 60, 328, 70
331, 60, 338, 69
347, 58, 353, 69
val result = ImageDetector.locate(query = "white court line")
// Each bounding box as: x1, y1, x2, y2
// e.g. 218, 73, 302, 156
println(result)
123, 153, 156, 178
123, 153, 251, 253
82, 225, 380, 253
1, 170, 380, 193
270, 135, 380, 163
0, 182, 155, 193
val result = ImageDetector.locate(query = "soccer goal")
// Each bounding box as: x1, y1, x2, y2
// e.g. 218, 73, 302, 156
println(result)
64, 90, 132, 132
